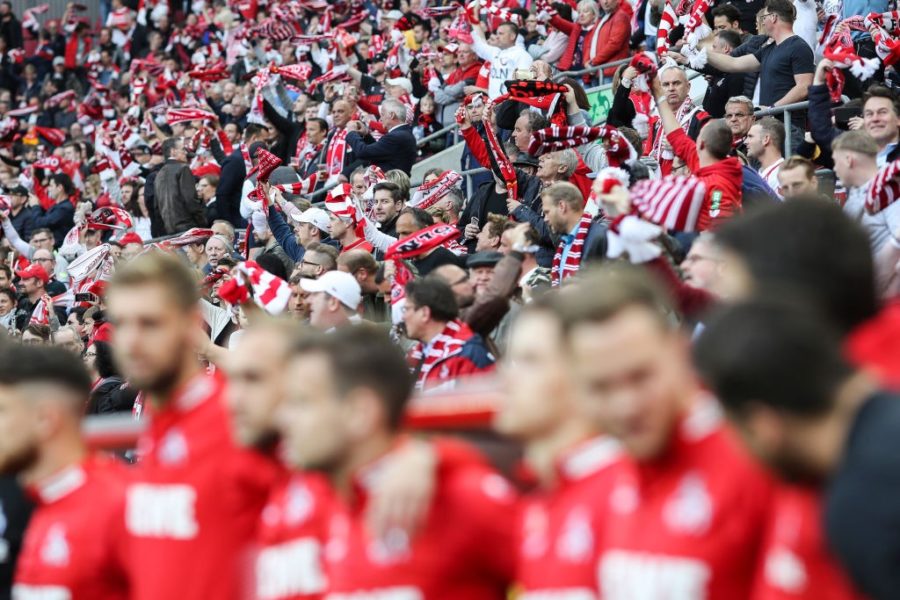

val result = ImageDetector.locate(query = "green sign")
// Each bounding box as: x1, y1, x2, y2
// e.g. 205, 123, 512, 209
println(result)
586, 88, 614, 124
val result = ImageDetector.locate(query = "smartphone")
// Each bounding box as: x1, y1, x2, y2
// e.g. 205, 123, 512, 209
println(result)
470, 216, 479, 227
515, 68, 535, 80
834, 106, 862, 130
74, 293, 95, 303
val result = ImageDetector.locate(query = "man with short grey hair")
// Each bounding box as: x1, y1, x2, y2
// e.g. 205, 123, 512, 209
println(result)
342, 98, 417, 177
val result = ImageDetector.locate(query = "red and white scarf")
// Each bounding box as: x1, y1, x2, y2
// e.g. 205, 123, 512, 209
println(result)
551, 212, 594, 287
216, 260, 291, 315
529, 124, 636, 166
410, 171, 463, 210
656, 0, 678, 60
650, 96, 701, 162
273, 173, 319, 196
326, 129, 349, 179
630, 174, 707, 232
867, 157, 900, 214
239, 142, 253, 173
407, 319, 476, 390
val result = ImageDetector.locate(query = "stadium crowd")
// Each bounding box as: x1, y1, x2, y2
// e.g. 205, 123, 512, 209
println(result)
0, 0, 899, 598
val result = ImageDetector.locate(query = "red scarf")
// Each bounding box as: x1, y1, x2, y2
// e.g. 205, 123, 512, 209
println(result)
239, 142, 252, 173
326, 129, 348, 179
551, 212, 593, 287
407, 319, 476, 390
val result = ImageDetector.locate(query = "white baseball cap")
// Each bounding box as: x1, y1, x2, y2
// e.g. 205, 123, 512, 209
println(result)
292, 207, 331, 233
385, 77, 413, 95
300, 271, 362, 310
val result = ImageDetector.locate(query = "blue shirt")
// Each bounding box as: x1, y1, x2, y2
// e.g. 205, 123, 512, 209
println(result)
559, 220, 581, 267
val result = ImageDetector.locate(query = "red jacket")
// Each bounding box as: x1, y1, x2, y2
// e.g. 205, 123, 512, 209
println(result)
121, 372, 283, 600
254, 473, 334, 600
15, 457, 129, 600
667, 127, 743, 230
751, 485, 864, 600
595, 401, 775, 599
515, 437, 621, 596
323, 448, 518, 599
550, 5, 632, 74
845, 301, 900, 390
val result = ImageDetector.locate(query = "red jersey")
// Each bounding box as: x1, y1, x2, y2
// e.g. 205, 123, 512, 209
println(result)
323, 451, 518, 599
122, 371, 283, 600
255, 472, 334, 600
15, 457, 129, 600
595, 400, 774, 599
752, 486, 865, 600
515, 436, 621, 600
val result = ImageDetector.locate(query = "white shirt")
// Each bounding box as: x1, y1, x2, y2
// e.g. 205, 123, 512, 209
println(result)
759, 157, 785, 200
845, 183, 900, 251
471, 37, 533, 99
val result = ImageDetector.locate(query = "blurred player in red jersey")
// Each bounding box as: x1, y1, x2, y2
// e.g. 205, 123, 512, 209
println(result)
226, 321, 332, 600
277, 326, 518, 600
495, 297, 620, 599
106, 251, 282, 600
559, 265, 774, 599
0, 344, 129, 600
227, 320, 452, 600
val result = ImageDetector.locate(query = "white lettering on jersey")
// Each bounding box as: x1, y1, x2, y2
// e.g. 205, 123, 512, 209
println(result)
662, 473, 713, 536
256, 538, 326, 599
326, 588, 423, 600
764, 547, 807, 593
40, 524, 69, 567
521, 504, 549, 559
599, 550, 711, 600
126, 484, 198, 539
11, 585, 72, 600
519, 590, 597, 600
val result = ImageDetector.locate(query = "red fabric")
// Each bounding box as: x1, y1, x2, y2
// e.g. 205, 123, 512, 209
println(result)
16, 457, 129, 600
645, 256, 715, 321
446, 61, 483, 86
515, 437, 621, 595
845, 301, 900, 390
406, 319, 496, 391
595, 402, 775, 599
667, 128, 743, 230
750, 485, 865, 600
323, 449, 517, 599
254, 472, 332, 600
551, 6, 632, 74
121, 372, 283, 600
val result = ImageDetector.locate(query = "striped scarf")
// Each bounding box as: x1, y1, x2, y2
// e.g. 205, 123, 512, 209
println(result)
551, 212, 593, 286
326, 129, 349, 179
630, 174, 707, 232
407, 319, 475, 391
528, 124, 635, 165
656, 0, 677, 60
867, 157, 900, 214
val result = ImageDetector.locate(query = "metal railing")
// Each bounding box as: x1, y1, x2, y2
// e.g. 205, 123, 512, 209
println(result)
754, 101, 810, 158
417, 122, 461, 148
553, 58, 632, 85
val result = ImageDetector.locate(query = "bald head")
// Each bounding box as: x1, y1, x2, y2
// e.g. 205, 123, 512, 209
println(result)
659, 66, 690, 109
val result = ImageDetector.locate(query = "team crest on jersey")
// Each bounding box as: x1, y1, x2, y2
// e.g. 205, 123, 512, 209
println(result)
285, 480, 314, 525
439, 365, 450, 380
41, 524, 69, 566
609, 483, 639, 515
765, 547, 807, 593
556, 506, 594, 563
369, 527, 411, 564
662, 473, 712, 536
159, 428, 189, 465
521, 504, 549, 558
709, 190, 722, 218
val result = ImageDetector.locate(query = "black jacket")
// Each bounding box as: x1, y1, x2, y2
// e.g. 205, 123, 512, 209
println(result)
32, 200, 75, 248
342, 124, 418, 177
263, 98, 304, 163
458, 169, 544, 254
215, 150, 248, 228
9, 206, 36, 242
155, 159, 205, 235
143, 162, 166, 238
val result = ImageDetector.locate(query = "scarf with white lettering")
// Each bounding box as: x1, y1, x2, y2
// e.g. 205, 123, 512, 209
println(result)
551, 211, 593, 286
326, 129, 349, 179
407, 319, 476, 390
409, 170, 463, 210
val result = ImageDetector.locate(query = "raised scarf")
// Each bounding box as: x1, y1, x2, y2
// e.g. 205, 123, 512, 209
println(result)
326, 129, 349, 179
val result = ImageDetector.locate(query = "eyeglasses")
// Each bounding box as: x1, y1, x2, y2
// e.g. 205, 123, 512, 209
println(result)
725, 113, 750, 119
